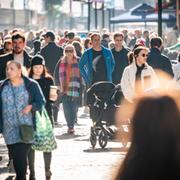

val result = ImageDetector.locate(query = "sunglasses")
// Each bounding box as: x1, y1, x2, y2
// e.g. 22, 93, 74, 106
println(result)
5, 42, 12, 44
65, 49, 73, 53
141, 53, 148, 57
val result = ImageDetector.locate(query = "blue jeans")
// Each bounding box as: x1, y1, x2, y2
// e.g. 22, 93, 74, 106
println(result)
62, 95, 78, 129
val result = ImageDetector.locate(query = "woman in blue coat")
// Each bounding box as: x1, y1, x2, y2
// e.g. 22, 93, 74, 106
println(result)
0, 61, 45, 180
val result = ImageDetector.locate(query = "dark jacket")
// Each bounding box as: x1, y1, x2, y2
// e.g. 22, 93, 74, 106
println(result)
40, 42, 63, 76
34, 77, 54, 125
147, 48, 174, 77
0, 51, 31, 80
111, 47, 129, 84
0, 76, 46, 133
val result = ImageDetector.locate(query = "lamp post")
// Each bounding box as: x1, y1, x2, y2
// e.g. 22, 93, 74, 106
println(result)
102, 1, 105, 29
158, 0, 162, 37
87, 0, 91, 31
70, 0, 73, 29
94, 2, 98, 29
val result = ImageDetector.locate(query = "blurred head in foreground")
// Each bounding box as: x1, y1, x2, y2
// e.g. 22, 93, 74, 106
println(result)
114, 91, 180, 180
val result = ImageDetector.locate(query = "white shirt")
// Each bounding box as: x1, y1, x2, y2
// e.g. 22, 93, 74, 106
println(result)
14, 53, 24, 66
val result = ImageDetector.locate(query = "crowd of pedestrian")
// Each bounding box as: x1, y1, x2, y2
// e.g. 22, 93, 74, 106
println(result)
0, 26, 179, 180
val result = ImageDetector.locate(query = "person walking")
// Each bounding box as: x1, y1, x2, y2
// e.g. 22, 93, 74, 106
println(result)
29, 40, 41, 56
0, 61, 45, 180
114, 93, 180, 180
0, 32, 31, 81
147, 37, 174, 77
40, 31, 63, 125
121, 46, 158, 103
0, 32, 32, 172
111, 32, 129, 84
28, 55, 57, 180
56, 44, 81, 133
79, 32, 115, 86
0, 35, 12, 55
40, 31, 63, 75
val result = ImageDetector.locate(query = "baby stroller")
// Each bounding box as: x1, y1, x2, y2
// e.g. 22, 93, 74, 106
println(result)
87, 81, 122, 148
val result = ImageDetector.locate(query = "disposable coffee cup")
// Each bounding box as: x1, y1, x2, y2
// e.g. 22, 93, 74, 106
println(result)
49, 86, 58, 101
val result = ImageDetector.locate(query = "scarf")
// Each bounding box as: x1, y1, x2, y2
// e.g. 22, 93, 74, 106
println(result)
59, 57, 80, 97
135, 63, 145, 93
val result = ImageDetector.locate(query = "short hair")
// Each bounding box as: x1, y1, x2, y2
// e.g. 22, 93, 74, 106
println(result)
67, 32, 75, 39
102, 33, 110, 39
113, 32, 124, 40
7, 61, 22, 70
72, 41, 83, 52
84, 38, 91, 49
12, 32, 25, 42
150, 37, 163, 48
90, 33, 101, 41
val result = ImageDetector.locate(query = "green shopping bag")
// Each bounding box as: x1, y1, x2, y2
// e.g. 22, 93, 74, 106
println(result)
32, 107, 57, 152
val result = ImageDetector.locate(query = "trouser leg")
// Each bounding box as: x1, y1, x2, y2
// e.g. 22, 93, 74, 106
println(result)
28, 148, 35, 178
70, 99, 78, 128
62, 97, 72, 128
62, 96, 78, 129
52, 102, 59, 124
43, 152, 52, 171
10, 143, 31, 180
7, 145, 13, 166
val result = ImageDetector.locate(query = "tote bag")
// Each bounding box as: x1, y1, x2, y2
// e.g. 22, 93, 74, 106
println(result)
32, 107, 57, 152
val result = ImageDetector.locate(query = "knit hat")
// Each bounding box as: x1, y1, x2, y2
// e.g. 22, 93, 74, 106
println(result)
31, 55, 45, 67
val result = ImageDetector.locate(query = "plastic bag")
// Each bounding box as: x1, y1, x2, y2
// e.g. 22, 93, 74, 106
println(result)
32, 107, 57, 152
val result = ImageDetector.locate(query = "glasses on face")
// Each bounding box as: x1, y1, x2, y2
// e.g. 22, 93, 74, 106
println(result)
141, 53, 148, 57
65, 49, 73, 53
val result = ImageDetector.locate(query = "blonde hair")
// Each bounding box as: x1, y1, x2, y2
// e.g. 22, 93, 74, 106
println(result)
63, 44, 77, 57
6, 61, 28, 76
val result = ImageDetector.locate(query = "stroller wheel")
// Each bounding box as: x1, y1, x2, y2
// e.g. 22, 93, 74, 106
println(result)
99, 130, 108, 149
90, 132, 97, 148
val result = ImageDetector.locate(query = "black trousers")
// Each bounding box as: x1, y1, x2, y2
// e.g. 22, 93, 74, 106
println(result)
7, 143, 31, 180
28, 148, 52, 176
52, 102, 59, 124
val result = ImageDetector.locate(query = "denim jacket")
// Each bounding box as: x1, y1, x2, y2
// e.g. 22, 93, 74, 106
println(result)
79, 46, 115, 86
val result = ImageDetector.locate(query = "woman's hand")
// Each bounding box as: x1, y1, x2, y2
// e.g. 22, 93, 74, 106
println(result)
22, 105, 32, 114
49, 93, 58, 101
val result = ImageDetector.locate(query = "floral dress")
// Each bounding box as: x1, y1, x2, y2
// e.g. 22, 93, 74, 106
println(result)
1, 82, 33, 144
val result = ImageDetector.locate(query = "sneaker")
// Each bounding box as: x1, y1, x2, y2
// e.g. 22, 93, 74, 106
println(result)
67, 128, 75, 134
45, 170, 52, 180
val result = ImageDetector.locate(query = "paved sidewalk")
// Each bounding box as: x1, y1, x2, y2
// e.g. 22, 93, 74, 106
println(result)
0, 108, 127, 180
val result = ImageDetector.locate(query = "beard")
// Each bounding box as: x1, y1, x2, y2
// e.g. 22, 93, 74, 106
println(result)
13, 48, 23, 54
